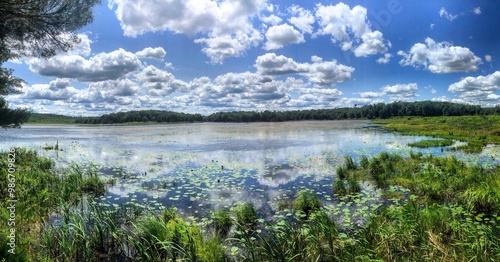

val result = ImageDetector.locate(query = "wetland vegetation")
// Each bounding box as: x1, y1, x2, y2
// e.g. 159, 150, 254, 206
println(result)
2, 147, 500, 261
375, 115, 500, 153
2, 114, 500, 261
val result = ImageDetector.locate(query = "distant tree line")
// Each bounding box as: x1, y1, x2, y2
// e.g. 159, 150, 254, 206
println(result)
74, 110, 204, 124
65, 101, 500, 124
205, 101, 499, 122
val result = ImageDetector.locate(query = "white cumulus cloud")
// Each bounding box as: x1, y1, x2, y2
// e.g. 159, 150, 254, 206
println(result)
108, 0, 268, 63
136, 65, 188, 96
29, 48, 141, 82
135, 47, 167, 60
448, 71, 500, 93
398, 38, 482, 73
195, 30, 262, 64
439, 7, 458, 21
359, 92, 382, 98
376, 53, 392, 64
255, 53, 355, 86
264, 24, 305, 50
288, 5, 315, 34
315, 3, 390, 57
485, 55, 492, 63
381, 83, 419, 98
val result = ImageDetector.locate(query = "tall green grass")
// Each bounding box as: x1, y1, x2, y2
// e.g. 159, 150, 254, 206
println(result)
2, 148, 500, 261
292, 190, 322, 218
375, 115, 500, 152
0, 149, 107, 261
233, 202, 258, 232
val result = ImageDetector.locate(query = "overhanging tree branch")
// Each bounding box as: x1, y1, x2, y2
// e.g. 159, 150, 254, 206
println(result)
0, 0, 101, 127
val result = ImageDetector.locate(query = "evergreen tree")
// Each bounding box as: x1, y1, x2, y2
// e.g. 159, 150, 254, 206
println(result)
0, 0, 101, 127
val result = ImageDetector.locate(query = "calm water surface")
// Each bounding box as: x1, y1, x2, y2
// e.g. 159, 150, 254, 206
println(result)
1, 121, 498, 222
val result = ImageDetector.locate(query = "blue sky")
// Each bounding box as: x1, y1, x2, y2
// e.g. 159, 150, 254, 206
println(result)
5, 0, 500, 116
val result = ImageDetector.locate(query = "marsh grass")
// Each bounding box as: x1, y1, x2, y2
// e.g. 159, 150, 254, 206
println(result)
2, 147, 500, 261
408, 139, 454, 148
211, 209, 233, 236
233, 202, 258, 232
362, 200, 500, 261
375, 115, 500, 152
292, 190, 322, 218
333, 177, 347, 196
343, 156, 357, 171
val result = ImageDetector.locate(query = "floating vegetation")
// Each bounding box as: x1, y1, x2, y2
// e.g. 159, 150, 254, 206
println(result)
408, 139, 454, 148
42, 140, 60, 150
3, 118, 500, 261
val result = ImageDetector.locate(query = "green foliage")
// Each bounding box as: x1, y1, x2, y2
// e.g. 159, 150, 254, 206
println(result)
376, 115, 500, 152
85, 110, 204, 124
27, 113, 97, 124
3, 147, 500, 261
133, 217, 170, 260
162, 206, 178, 223
23, 101, 500, 125
362, 201, 500, 261
333, 178, 347, 196
211, 209, 233, 236
0, 97, 30, 127
358, 153, 500, 216
360, 155, 369, 169
234, 202, 258, 231
0, 0, 101, 127
343, 156, 357, 170
206, 101, 498, 122
408, 139, 454, 148
336, 165, 346, 179
65, 163, 106, 198
347, 176, 361, 194
1, 0, 101, 58
292, 190, 322, 218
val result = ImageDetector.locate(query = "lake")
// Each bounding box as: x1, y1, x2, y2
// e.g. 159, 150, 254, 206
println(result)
1, 121, 499, 224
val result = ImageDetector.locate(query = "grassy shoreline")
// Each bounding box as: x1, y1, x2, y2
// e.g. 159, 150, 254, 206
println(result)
374, 115, 500, 152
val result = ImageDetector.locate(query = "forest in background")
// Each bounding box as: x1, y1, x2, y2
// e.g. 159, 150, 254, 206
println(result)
26, 101, 500, 124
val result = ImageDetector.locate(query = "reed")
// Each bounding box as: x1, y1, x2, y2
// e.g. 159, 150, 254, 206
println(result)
292, 190, 322, 218
343, 155, 357, 171
333, 177, 347, 196
233, 202, 258, 232
3, 147, 500, 261
211, 209, 233, 236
